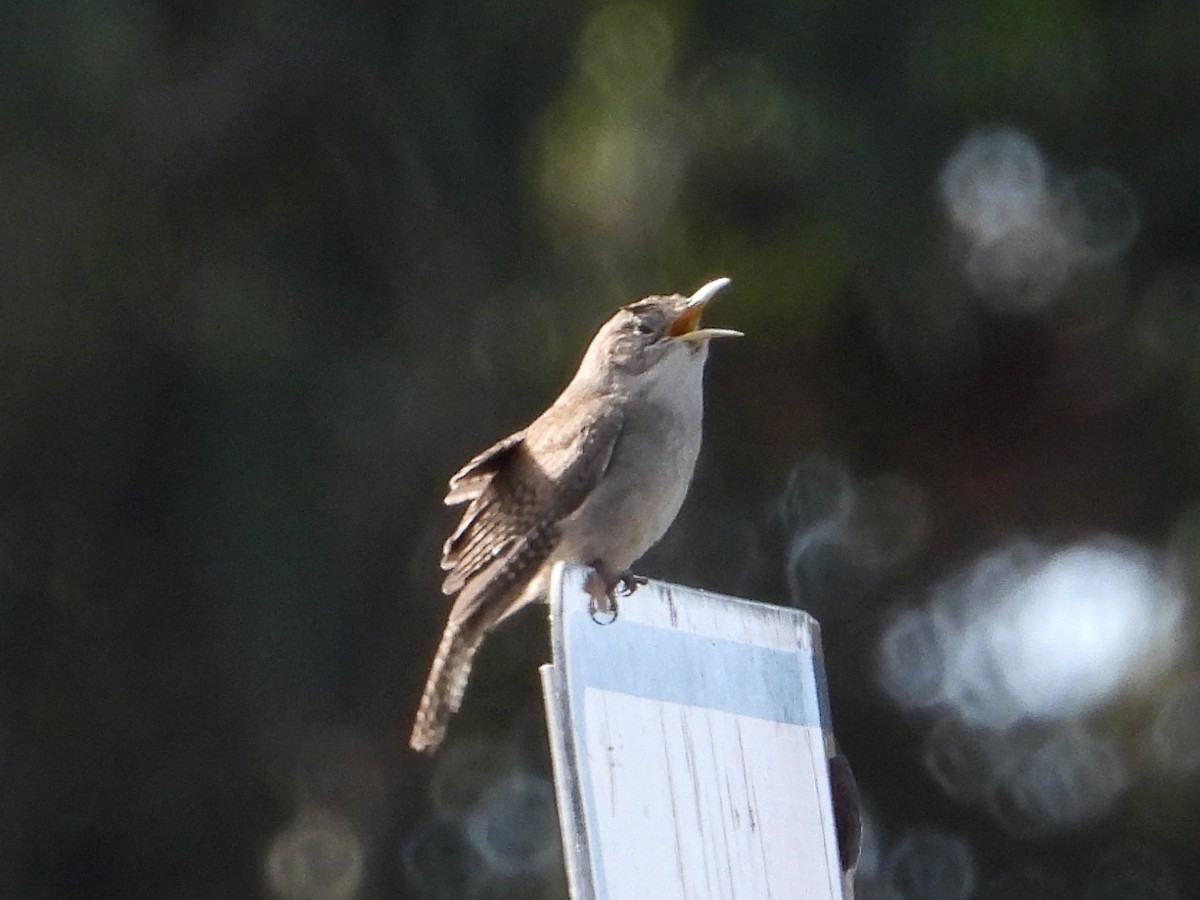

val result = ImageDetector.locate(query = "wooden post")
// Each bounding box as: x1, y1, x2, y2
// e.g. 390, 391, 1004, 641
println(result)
540, 563, 846, 900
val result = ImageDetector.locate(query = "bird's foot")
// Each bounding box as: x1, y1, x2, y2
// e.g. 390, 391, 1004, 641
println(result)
584, 563, 647, 622
583, 561, 641, 624
617, 572, 647, 595
584, 570, 617, 623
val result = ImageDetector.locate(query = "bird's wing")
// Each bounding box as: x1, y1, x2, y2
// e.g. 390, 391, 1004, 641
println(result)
443, 430, 527, 506
439, 399, 624, 622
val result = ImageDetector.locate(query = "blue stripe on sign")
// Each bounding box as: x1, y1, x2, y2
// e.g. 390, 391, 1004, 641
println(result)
567, 614, 825, 728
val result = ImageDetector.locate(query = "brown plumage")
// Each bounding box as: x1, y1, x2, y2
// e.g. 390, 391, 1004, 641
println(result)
409, 279, 739, 753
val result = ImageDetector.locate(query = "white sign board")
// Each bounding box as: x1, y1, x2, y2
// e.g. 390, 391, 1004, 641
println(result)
541, 563, 845, 900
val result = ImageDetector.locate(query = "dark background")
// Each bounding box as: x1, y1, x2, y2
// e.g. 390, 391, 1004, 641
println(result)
2, 1, 1198, 898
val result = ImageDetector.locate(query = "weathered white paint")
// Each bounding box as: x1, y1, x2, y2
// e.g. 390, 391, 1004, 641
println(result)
541, 563, 844, 900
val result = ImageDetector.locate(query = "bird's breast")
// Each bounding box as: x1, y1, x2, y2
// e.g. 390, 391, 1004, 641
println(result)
556, 375, 705, 572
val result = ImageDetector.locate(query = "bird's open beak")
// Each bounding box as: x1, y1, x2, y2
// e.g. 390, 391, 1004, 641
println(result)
667, 277, 743, 342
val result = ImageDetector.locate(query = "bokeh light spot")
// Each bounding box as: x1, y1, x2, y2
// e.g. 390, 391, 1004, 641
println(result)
777, 453, 854, 534
1060, 168, 1141, 260
923, 716, 1005, 803
687, 55, 821, 166
781, 457, 927, 618
537, 110, 684, 244
292, 729, 388, 832
577, 2, 675, 103
937, 126, 1141, 314
940, 127, 1048, 242
885, 829, 977, 900
986, 723, 1127, 836
979, 543, 1181, 723
429, 736, 518, 819
882, 539, 1185, 730
266, 810, 364, 900
464, 772, 559, 877
878, 607, 951, 709
962, 221, 1075, 312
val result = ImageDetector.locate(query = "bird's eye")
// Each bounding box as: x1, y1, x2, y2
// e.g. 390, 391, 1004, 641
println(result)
634, 320, 656, 336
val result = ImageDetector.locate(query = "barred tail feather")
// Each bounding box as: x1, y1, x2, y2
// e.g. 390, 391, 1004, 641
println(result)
411, 533, 549, 754
408, 620, 485, 754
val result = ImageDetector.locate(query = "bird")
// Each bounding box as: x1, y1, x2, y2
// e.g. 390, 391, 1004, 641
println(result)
409, 277, 741, 753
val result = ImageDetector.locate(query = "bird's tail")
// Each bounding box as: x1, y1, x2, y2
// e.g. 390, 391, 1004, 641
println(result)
408, 618, 485, 754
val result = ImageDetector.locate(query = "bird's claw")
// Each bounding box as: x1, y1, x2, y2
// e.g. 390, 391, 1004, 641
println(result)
584, 569, 619, 624
618, 573, 647, 596
584, 564, 646, 623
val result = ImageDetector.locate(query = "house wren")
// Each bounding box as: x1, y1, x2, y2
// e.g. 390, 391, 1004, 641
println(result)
409, 278, 741, 753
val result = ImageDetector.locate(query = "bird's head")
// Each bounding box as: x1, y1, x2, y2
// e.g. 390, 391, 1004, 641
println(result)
579, 278, 742, 388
